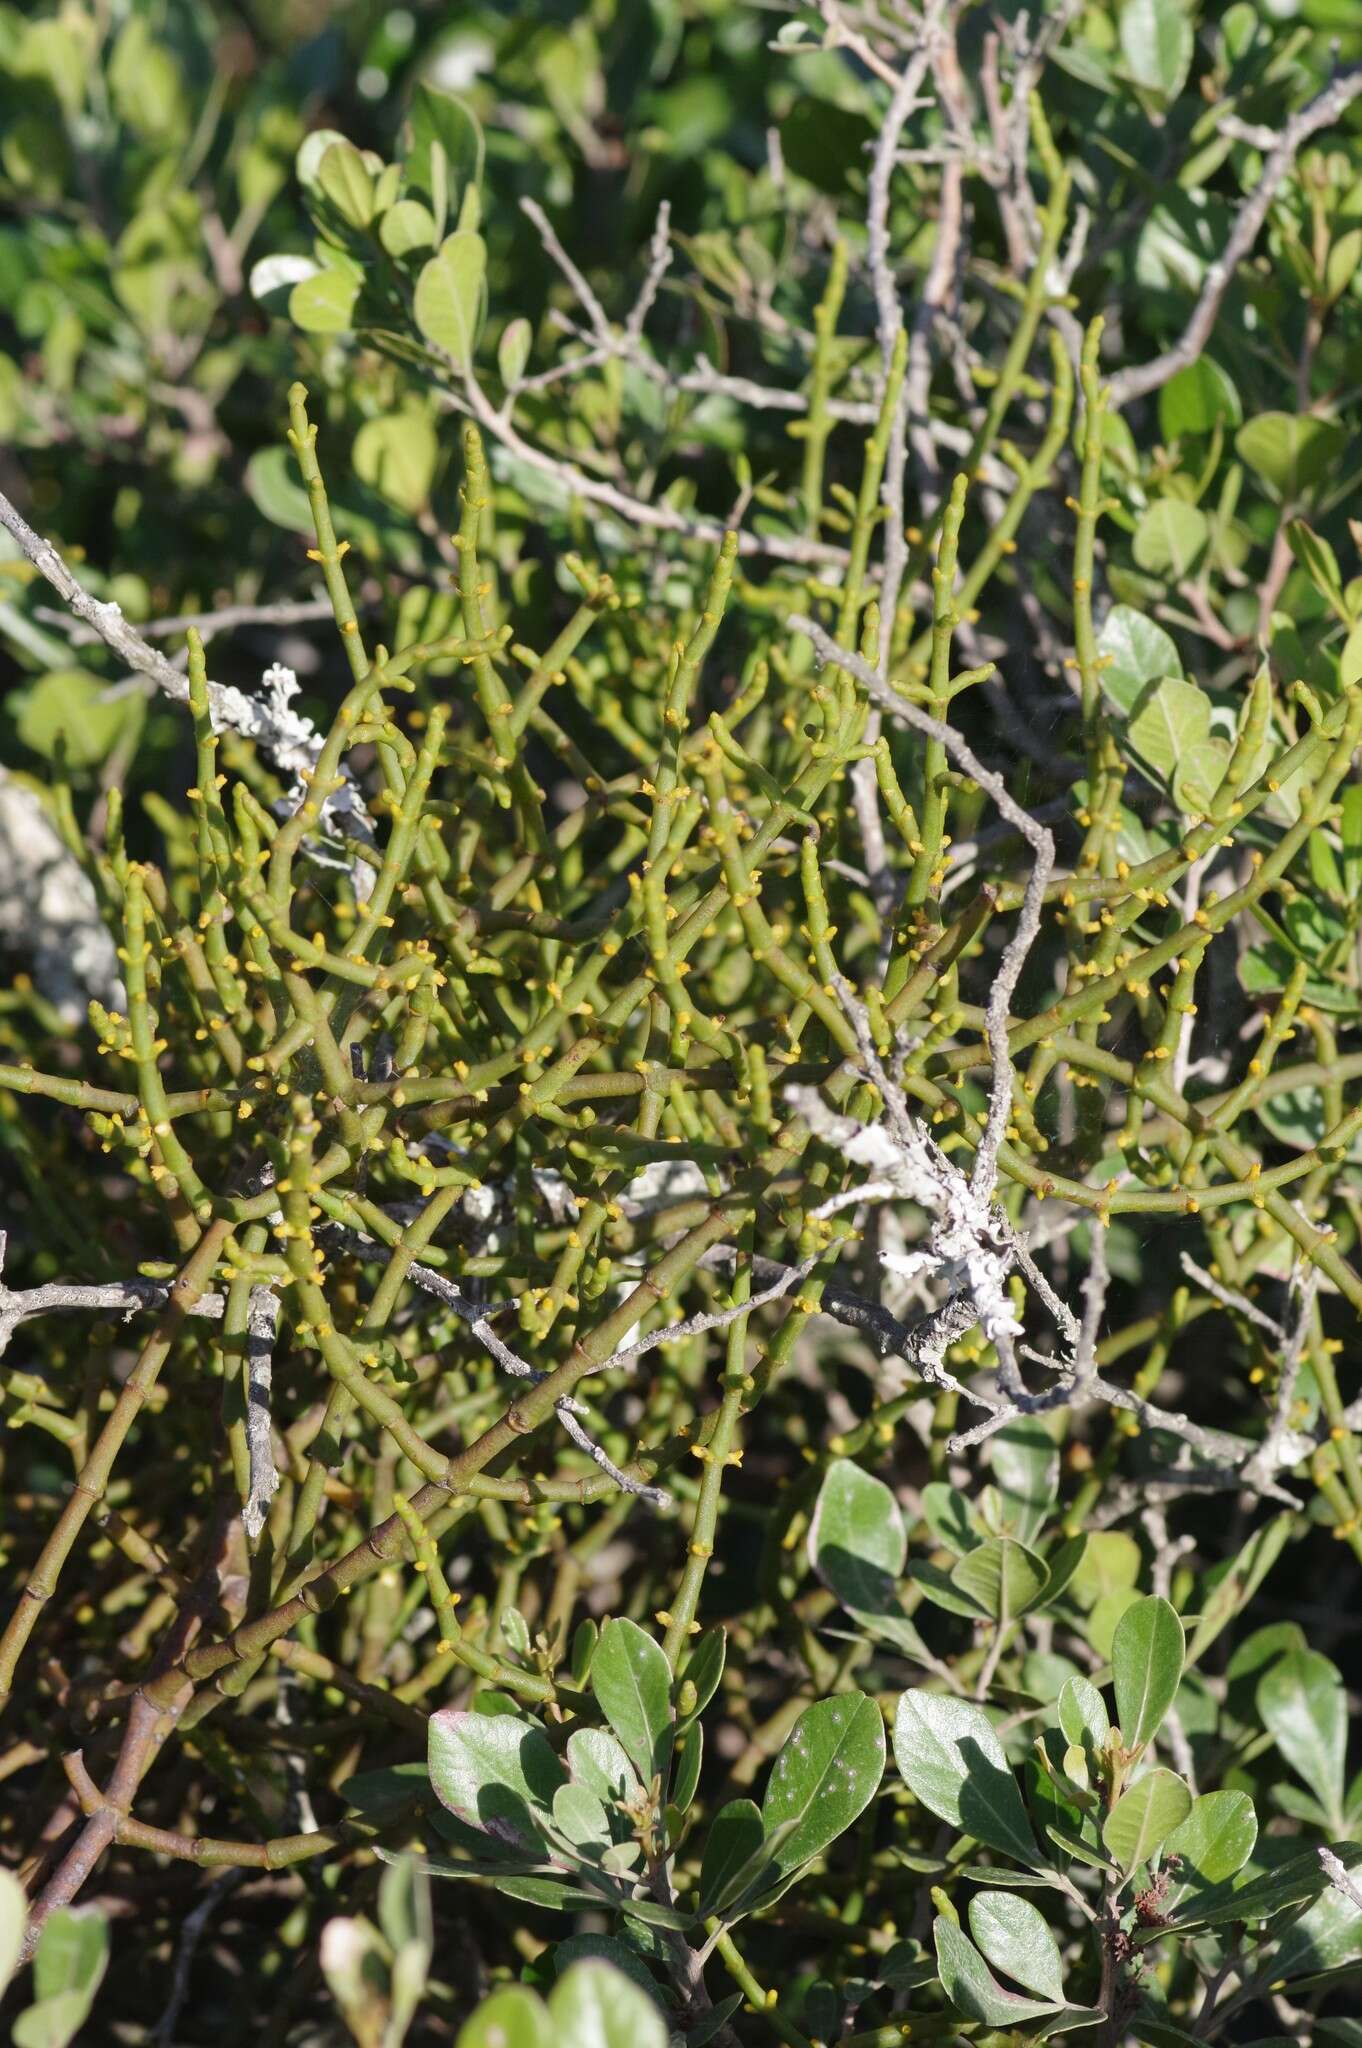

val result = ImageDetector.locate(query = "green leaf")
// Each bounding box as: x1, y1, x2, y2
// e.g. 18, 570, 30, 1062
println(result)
566, 1729, 641, 1808
380, 199, 437, 257
591, 1618, 673, 1782
15, 670, 138, 770
1271, 1882, 1362, 1984
12, 1993, 100, 2048
1112, 1597, 1185, 1750
679, 1628, 726, 1721
428, 1708, 566, 1849
354, 408, 439, 514
809, 1461, 934, 1658
810, 1459, 904, 1585
1097, 606, 1183, 716
968, 1890, 1064, 2002
1088, 1587, 1141, 1661
950, 1537, 1049, 1623
988, 1420, 1059, 1545
671, 1720, 702, 1813
1257, 1650, 1347, 1831
1158, 358, 1242, 440
761, 1692, 885, 1876
414, 231, 487, 368
107, 15, 184, 140
699, 1799, 766, 1913
456, 1984, 554, 2048
551, 1937, 664, 2008
1071, 1531, 1142, 1610
920, 1482, 979, 1556
552, 1782, 614, 1858
1034, 1535, 1087, 1612
1164, 1790, 1257, 1887
1166, 1842, 1362, 1935
297, 129, 351, 189
908, 1558, 990, 1619
1287, 519, 1345, 610
932, 1917, 1061, 2026
892, 1693, 1036, 1864
546, 1960, 668, 2048
1119, 0, 1194, 100
1132, 499, 1209, 579
316, 140, 375, 227
14, 1908, 109, 2048
1058, 1676, 1110, 1753
570, 1620, 598, 1688
1125, 677, 1229, 812
31, 1909, 107, 2004
1102, 1769, 1192, 1873
1186, 1515, 1293, 1666
404, 85, 485, 231
1235, 413, 1347, 501
289, 265, 360, 334
499, 316, 533, 387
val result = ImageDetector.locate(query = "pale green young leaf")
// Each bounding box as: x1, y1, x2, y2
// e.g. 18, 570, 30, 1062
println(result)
566, 1728, 642, 1808
316, 140, 375, 227
1097, 606, 1183, 715
1058, 1676, 1110, 1753
414, 231, 487, 367
1102, 1769, 1192, 1873
289, 266, 360, 335
353, 409, 439, 515
499, 315, 533, 387
380, 199, 437, 257
1235, 412, 1347, 500
1158, 358, 1241, 439
31, 1909, 108, 2003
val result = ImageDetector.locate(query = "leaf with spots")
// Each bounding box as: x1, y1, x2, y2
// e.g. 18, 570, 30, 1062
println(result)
760, 1693, 885, 1877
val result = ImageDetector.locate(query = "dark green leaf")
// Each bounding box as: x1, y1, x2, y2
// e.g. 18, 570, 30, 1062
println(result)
892, 1693, 1037, 1864
932, 1917, 1061, 2026
591, 1618, 673, 1783
1112, 1597, 1185, 1749
760, 1693, 885, 1876
968, 1890, 1064, 2001
1257, 1651, 1347, 1830
1164, 1791, 1257, 1888
428, 1708, 565, 1849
